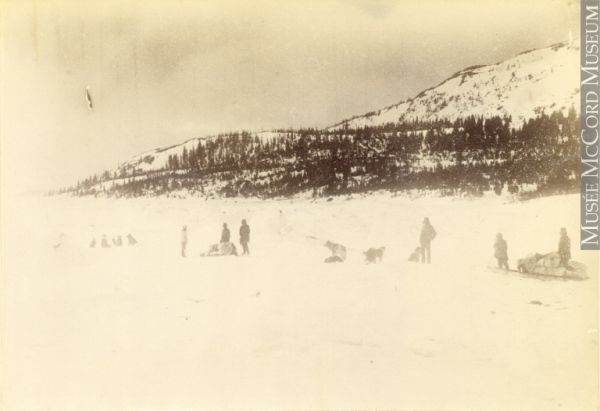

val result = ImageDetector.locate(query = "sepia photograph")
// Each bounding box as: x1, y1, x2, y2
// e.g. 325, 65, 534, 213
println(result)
0, 0, 598, 410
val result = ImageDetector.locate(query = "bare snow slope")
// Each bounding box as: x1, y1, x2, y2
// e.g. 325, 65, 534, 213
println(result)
1, 193, 597, 411
331, 42, 579, 129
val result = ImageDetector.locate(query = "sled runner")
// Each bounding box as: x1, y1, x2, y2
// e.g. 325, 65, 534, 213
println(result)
487, 266, 573, 281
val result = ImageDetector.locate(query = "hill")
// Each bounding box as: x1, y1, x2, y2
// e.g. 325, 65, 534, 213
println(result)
61, 42, 580, 199
330, 41, 579, 129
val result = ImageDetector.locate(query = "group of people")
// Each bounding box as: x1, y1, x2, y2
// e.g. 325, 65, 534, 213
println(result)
177, 214, 573, 270
181, 220, 251, 258
493, 227, 571, 270
404, 218, 572, 273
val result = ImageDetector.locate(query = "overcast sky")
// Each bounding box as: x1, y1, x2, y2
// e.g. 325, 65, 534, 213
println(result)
1, 0, 578, 191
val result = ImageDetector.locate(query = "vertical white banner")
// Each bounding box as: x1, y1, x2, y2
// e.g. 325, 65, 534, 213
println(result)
581, 0, 600, 249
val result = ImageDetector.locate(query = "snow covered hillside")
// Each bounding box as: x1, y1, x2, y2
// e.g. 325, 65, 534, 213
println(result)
116, 131, 287, 175
331, 41, 579, 130
71, 110, 580, 200
1, 193, 597, 411
107, 41, 579, 180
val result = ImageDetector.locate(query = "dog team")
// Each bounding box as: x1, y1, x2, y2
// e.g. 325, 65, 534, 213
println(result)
331, 217, 436, 264
89, 233, 137, 248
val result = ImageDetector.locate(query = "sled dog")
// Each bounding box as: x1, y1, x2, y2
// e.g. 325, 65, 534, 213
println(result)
324, 240, 347, 262
363, 246, 385, 263
408, 246, 422, 262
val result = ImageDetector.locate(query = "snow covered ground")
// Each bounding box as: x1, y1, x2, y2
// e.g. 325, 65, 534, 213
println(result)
1, 193, 597, 411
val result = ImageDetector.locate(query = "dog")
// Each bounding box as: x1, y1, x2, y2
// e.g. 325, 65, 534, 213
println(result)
408, 246, 422, 262
324, 240, 347, 263
127, 234, 138, 246
363, 246, 385, 263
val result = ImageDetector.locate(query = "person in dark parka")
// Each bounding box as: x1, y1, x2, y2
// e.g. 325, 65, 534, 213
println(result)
494, 233, 509, 270
220, 223, 231, 243
239, 219, 250, 255
558, 227, 571, 267
419, 217, 436, 264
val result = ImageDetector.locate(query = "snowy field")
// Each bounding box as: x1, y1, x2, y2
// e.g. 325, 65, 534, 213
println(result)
1, 193, 598, 411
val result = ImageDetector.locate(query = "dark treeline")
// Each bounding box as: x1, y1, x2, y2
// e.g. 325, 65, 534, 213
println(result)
67, 109, 579, 199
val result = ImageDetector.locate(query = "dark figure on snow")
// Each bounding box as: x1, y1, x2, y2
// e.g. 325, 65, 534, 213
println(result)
239, 219, 250, 255
89, 238, 96, 248
101, 235, 110, 248
127, 234, 137, 246
181, 225, 188, 258
408, 246, 421, 262
419, 217, 436, 264
558, 227, 571, 267
364, 246, 385, 263
220, 223, 230, 243
494, 233, 509, 270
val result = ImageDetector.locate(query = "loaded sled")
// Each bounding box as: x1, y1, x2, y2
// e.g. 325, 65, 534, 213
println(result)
201, 242, 238, 257
515, 252, 587, 280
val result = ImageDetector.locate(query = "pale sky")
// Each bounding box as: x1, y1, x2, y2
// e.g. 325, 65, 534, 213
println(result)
0, 0, 578, 192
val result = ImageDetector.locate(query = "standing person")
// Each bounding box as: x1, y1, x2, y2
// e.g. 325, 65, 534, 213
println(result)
419, 217, 436, 264
239, 219, 250, 255
101, 234, 110, 248
494, 233, 509, 270
181, 225, 188, 258
220, 223, 230, 243
558, 227, 571, 267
